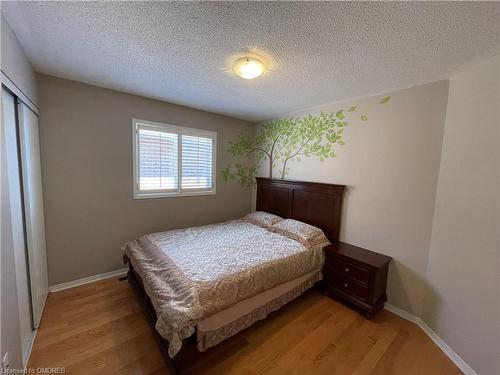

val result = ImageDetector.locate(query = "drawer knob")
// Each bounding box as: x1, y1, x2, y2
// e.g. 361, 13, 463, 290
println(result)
345, 268, 350, 273
344, 283, 348, 288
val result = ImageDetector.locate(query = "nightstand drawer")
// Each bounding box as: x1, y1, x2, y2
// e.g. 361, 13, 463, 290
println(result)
326, 273, 369, 301
327, 256, 370, 284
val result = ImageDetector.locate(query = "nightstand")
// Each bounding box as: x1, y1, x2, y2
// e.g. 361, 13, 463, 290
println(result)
323, 241, 392, 319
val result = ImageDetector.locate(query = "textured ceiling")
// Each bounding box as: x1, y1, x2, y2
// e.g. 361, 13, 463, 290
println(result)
2, 1, 499, 121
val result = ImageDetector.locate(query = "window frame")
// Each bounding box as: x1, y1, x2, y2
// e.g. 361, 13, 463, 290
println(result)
132, 118, 217, 199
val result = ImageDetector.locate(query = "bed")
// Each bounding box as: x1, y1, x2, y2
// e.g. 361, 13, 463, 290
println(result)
123, 177, 345, 373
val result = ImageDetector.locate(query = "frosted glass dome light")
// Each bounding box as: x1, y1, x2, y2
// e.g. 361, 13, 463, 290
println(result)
232, 57, 266, 79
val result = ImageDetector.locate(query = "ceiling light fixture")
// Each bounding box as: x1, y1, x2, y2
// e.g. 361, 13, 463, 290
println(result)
232, 56, 267, 80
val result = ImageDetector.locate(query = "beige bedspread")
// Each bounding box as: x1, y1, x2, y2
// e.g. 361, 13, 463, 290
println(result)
122, 220, 327, 357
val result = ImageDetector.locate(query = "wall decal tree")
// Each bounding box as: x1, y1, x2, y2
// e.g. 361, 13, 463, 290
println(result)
222, 97, 390, 186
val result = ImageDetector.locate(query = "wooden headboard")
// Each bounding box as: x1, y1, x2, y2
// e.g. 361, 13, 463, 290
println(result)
256, 177, 346, 241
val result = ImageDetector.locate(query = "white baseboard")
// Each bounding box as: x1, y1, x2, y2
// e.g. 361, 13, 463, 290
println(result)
49, 268, 128, 293
384, 303, 420, 325
384, 303, 477, 375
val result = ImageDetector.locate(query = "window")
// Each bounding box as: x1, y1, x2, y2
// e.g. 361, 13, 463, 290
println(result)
132, 119, 216, 198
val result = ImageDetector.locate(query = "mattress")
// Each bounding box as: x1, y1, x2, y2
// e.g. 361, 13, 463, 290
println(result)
123, 219, 327, 357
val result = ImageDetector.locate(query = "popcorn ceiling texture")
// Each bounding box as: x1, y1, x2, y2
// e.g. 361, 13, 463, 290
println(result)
2, 1, 499, 121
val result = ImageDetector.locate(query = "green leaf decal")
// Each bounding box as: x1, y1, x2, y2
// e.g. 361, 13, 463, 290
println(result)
222, 96, 390, 185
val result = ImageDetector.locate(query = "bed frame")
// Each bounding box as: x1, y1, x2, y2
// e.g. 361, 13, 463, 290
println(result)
127, 177, 345, 373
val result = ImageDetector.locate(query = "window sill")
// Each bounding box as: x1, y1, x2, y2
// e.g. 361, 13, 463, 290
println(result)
133, 190, 216, 199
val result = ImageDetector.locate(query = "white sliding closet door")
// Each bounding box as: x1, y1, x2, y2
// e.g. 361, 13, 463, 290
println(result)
2, 89, 33, 360
18, 102, 48, 328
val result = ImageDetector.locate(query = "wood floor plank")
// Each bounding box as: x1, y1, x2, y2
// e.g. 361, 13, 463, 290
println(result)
212, 297, 340, 374
28, 277, 463, 374
66, 331, 162, 375
306, 318, 379, 375
272, 309, 360, 374
351, 324, 399, 375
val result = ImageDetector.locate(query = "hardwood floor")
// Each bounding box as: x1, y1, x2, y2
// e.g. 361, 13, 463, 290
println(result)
29, 277, 462, 375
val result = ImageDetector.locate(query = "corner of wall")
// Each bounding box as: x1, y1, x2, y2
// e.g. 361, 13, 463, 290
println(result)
420, 53, 500, 375
1, 14, 39, 108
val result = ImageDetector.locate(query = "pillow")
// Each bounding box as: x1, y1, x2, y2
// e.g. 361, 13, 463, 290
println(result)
242, 211, 283, 229
271, 219, 330, 247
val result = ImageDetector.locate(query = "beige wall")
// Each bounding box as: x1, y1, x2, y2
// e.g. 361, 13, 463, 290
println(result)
422, 54, 499, 375
1, 15, 38, 106
252, 61, 499, 373
37, 74, 254, 285
255, 81, 450, 316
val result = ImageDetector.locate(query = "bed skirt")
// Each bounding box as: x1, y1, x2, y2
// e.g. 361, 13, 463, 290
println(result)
196, 271, 321, 351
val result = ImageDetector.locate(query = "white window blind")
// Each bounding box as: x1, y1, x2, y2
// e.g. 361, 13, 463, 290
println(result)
133, 119, 216, 198
138, 128, 178, 191
182, 135, 214, 190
